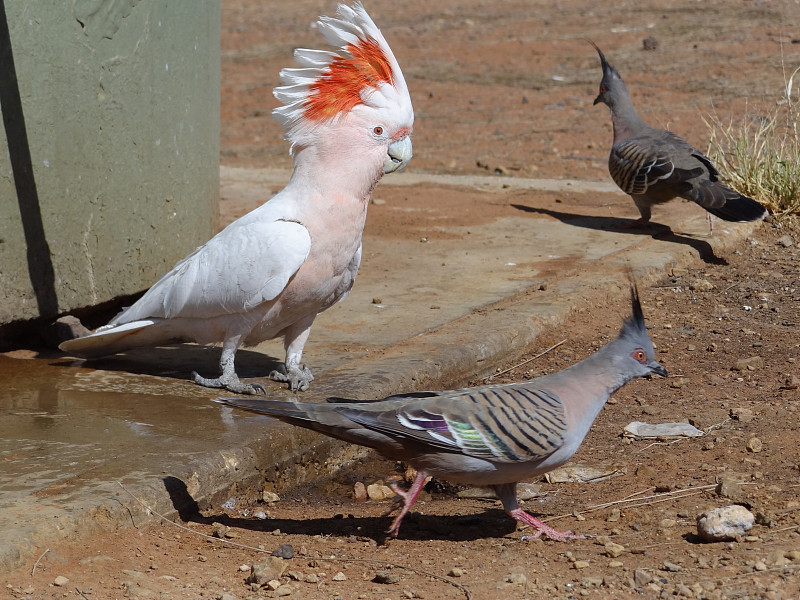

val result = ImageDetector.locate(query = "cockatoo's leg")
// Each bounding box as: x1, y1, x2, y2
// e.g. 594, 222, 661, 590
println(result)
192, 335, 266, 395
493, 483, 584, 542
385, 469, 429, 537
270, 316, 315, 392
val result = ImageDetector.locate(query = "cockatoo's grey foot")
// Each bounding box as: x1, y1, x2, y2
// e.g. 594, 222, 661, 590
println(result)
269, 364, 314, 392
509, 508, 585, 542
191, 371, 267, 395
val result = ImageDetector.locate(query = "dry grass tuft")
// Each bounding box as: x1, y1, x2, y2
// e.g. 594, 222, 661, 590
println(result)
704, 64, 800, 219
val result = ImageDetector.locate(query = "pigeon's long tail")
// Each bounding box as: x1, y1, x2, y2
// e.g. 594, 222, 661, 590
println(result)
213, 396, 369, 446
690, 181, 767, 222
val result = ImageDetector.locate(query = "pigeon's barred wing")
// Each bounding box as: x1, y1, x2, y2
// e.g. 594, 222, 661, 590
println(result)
609, 139, 677, 195
112, 220, 311, 323
336, 384, 568, 463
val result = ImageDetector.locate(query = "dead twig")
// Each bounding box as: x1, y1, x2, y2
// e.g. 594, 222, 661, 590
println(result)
76, 587, 91, 600
117, 482, 472, 600
31, 548, 50, 577
483, 339, 567, 380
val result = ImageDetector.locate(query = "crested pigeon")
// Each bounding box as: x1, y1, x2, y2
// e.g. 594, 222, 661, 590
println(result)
591, 43, 767, 228
59, 3, 414, 394
214, 286, 667, 541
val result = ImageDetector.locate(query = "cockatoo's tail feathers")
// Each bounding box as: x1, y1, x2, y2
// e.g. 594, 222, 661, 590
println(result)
273, 2, 413, 146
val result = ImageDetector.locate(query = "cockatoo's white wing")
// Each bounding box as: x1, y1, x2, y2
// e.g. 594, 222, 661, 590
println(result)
112, 220, 311, 323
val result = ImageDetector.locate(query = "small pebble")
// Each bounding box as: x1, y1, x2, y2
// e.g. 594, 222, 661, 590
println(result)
332, 572, 347, 581
448, 567, 464, 578
697, 505, 754, 541
53, 576, 69, 587
374, 570, 400, 584
747, 437, 763, 453
605, 542, 625, 558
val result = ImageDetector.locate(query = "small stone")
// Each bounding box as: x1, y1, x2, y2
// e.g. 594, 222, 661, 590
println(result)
504, 573, 527, 585
305, 574, 319, 584
212, 522, 232, 539
777, 234, 794, 247
374, 570, 400, 584
53, 576, 69, 587
247, 556, 287, 585
605, 542, 625, 558
448, 567, 464, 578
730, 407, 754, 423
754, 560, 768, 571
332, 572, 347, 581
607, 508, 621, 522
262, 490, 280, 503
670, 378, 685, 389
267, 579, 282, 590
633, 568, 652, 587
353, 482, 367, 501
766, 549, 791, 567
272, 544, 294, 559
663, 560, 683, 572
372, 297, 383, 304
239, 564, 250, 572
747, 437, 763, 453
275, 587, 293, 597
734, 356, 763, 371
572, 560, 590, 569
716, 477, 744, 500
697, 505, 754, 541
660, 518, 677, 529
642, 35, 659, 50
366, 483, 395, 501
781, 374, 800, 390
688, 278, 714, 292
609, 561, 624, 568
287, 570, 304, 581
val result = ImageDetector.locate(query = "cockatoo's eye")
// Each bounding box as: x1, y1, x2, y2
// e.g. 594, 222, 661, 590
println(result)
373, 126, 384, 136
631, 349, 647, 364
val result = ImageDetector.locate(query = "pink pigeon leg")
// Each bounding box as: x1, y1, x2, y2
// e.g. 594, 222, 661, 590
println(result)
507, 508, 585, 542
385, 469, 429, 537
493, 482, 584, 542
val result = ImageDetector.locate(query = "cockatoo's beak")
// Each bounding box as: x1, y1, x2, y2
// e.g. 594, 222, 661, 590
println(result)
384, 136, 412, 173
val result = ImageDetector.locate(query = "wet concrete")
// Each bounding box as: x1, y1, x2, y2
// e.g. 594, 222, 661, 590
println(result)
0, 168, 760, 572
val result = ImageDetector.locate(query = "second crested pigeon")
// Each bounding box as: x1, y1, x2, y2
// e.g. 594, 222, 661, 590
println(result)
214, 286, 667, 541
591, 43, 767, 229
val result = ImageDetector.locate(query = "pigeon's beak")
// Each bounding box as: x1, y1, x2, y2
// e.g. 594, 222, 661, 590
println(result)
384, 136, 412, 174
650, 362, 668, 377
593, 94, 602, 106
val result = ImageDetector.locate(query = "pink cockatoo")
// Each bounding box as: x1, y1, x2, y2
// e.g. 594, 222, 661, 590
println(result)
59, 3, 414, 394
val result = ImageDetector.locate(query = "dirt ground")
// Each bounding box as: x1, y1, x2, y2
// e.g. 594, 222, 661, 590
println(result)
5, 0, 800, 598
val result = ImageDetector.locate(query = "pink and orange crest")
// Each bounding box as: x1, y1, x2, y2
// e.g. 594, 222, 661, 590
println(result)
304, 37, 394, 122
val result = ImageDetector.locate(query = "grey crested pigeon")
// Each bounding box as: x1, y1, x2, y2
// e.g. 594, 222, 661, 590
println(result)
214, 286, 667, 541
591, 43, 767, 228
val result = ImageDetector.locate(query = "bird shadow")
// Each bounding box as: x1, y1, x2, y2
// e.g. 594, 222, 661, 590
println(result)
163, 476, 525, 544
54, 345, 284, 382
512, 203, 728, 266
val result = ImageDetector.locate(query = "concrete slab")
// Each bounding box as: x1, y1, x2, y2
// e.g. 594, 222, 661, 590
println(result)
0, 167, 760, 572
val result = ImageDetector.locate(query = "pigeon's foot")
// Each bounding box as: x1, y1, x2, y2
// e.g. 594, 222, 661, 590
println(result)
508, 508, 585, 542
192, 371, 267, 395
269, 364, 314, 392
384, 471, 429, 537
620, 217, 650, 229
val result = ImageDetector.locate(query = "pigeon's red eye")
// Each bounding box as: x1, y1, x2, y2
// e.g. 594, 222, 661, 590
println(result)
373, 126, 384, 135
632, 350, 646, 363
599, 84, 607, 94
